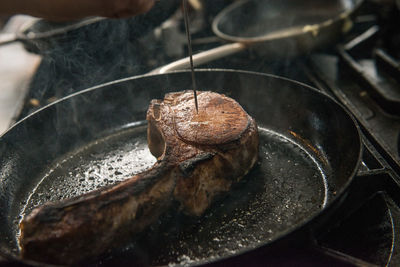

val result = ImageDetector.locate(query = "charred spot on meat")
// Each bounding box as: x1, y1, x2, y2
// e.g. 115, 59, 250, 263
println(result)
19, 91, 259, 265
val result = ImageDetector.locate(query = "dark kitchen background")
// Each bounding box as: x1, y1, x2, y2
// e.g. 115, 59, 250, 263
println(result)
1, 0, 400, 265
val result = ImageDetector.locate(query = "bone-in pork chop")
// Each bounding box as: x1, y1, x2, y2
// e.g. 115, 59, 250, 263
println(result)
19, 91, 259, 264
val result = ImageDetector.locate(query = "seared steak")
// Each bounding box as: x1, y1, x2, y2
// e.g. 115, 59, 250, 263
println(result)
19, 91, 259, 264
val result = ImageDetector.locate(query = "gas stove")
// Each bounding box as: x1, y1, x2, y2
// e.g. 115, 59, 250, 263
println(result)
7, 0, 400, 266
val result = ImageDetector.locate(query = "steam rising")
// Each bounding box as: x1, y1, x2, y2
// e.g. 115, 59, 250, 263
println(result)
22, 1, 179, 117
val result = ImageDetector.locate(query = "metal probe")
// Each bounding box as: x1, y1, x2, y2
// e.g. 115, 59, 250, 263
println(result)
182, 0, 199, 113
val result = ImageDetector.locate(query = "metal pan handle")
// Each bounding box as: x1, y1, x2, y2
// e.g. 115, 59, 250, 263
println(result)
150, 42, 246, 74
0, 33, 18, 46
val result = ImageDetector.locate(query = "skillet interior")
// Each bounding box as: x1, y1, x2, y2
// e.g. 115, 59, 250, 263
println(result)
0, 70, 361, 265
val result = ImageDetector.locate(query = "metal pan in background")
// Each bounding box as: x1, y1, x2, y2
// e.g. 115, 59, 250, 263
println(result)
0, 0, 180, 54
0, 17, 104, 51
155, 0, 364, 73
0, 70, 362, 266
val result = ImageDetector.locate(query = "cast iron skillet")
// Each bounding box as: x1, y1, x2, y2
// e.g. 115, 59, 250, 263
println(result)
0, 70, 362, 266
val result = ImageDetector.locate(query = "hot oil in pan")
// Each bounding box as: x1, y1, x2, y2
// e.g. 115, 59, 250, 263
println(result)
21, 122, 156, 214
101, 128, 328, 266
19, 125, 327, 265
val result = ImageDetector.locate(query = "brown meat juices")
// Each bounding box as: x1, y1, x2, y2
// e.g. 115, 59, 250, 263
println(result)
19, 91, 259, 264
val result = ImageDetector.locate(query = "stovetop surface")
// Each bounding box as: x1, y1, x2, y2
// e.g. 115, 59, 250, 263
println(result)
11, 0, 400, 266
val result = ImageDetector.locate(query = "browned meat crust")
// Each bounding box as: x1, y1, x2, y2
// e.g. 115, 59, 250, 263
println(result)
19, 91, 259, 264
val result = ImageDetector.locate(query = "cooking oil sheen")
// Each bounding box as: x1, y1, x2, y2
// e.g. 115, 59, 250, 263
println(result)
19, 125, 327, 266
